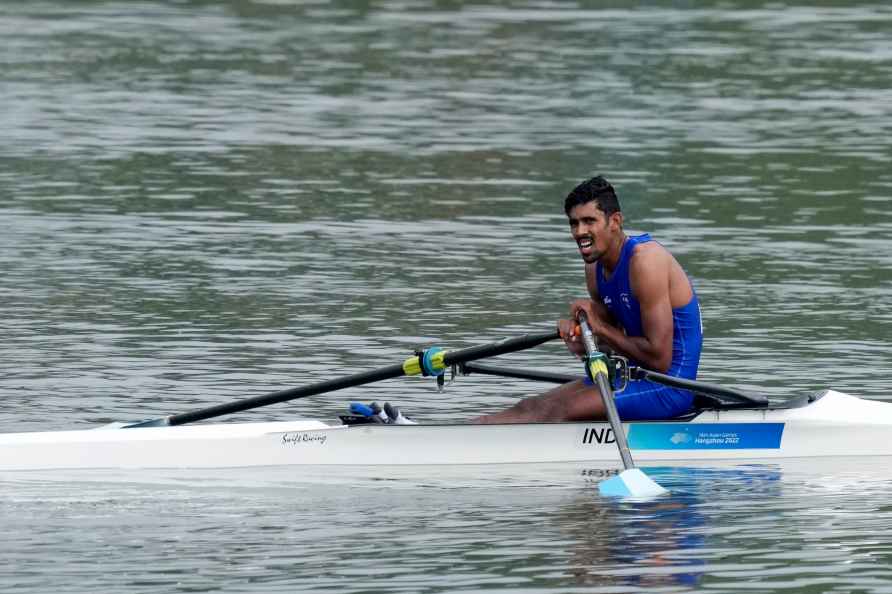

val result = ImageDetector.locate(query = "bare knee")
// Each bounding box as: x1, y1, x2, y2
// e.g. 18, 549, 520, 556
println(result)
513, 383, 603, 422
513, 394, 548, 415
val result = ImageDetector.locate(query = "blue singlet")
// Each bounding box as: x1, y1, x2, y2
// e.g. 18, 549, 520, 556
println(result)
584, 233, 703, 420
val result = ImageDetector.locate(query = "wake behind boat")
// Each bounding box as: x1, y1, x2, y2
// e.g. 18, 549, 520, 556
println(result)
2, 331, 890, 473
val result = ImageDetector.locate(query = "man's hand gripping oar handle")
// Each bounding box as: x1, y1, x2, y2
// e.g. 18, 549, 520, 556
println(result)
576, 312, 636, 471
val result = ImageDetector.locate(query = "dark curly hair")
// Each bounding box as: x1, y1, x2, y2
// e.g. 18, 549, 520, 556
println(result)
564, 176, 621, 217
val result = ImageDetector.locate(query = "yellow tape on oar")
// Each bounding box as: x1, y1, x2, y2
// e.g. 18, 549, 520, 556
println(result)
402, 348, 447, 377
587, 357, 609, 380
402, 356, 422, 376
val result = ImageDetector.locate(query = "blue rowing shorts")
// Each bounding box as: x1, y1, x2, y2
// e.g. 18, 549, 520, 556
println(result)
583, 376, 694, 420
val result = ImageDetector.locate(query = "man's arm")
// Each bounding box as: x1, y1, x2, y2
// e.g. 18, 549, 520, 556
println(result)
585, 246, 674, 372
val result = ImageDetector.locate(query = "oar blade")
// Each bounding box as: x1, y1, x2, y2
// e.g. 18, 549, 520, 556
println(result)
598, 468, 668, 498
574, 314, 669, 498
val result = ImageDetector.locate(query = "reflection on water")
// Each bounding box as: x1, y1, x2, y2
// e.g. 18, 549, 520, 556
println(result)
566, 466, 783, 589
562, 495, 707, 588
6, 461, 892, 592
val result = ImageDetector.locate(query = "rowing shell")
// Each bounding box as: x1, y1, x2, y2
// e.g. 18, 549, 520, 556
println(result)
1, 390, 890, 471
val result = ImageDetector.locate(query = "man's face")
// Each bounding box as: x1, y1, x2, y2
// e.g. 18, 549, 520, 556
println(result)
567, 201, 619, 263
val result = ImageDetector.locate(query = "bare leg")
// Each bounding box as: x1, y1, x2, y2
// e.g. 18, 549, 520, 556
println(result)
472, 379, 607, 424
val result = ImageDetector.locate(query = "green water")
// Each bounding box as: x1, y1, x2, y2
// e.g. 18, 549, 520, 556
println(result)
1, 1, 891, 592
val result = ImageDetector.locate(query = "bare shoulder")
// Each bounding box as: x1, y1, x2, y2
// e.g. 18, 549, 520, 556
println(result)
629, 240, 673, 274
630, 240, 693, 307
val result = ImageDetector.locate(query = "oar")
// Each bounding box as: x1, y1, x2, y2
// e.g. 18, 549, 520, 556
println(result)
458, 362, 769, 408
577, 313, 668, 498
632, 367, 768, 407
127, 330, 560, 428
459, 361, 577, 384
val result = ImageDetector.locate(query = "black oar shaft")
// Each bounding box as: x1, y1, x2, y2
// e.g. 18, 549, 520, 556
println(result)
129, 329, 560, 428
633, 368, 767, 405
166, 363, 408, 426
460, 361, 575, 384
443, 331, 559, 366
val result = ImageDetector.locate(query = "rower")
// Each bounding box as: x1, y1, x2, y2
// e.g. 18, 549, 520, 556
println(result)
475, 175, 703, 423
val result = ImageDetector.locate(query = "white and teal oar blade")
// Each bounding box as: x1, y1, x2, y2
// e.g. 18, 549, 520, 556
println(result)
599, 468, 668, 498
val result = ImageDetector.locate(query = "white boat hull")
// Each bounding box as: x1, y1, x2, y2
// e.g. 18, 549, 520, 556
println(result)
2, 390, 891, 471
